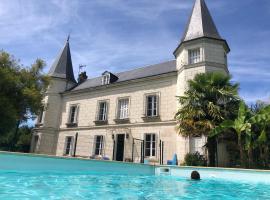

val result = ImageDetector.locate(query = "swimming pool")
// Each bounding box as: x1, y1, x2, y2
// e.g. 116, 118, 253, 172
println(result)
1, 152, 270, 200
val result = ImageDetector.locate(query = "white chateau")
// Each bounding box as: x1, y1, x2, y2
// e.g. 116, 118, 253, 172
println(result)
32, 0, 230, 166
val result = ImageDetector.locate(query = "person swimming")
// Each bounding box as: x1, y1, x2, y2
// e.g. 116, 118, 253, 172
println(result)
191, 171, 200, 180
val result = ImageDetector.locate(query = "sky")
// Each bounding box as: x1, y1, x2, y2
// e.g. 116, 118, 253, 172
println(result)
0, 0, 270, 104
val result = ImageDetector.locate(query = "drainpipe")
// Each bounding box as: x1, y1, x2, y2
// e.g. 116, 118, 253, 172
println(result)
73, 132, 78, 157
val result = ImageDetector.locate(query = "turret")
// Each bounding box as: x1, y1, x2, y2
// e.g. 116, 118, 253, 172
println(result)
32, 38, 76, 154
43, 37, 77, 128
174, 0, 230, 158
175, 0, 230, 97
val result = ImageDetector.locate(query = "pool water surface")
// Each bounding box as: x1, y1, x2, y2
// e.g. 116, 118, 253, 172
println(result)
1, 152, 270, 200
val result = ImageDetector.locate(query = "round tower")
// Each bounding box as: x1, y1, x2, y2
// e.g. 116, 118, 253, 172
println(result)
175, 0, 230, 97
174, 0, 230, 162
31, 38, 77, 154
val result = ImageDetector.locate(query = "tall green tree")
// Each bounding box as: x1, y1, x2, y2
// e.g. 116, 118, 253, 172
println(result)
175, 72, 240, 166
211, 102, 270, 168
210, 101, 251, 167
0, 125, 32, 152
249, 105, 270, 168
0, 51, 49, 150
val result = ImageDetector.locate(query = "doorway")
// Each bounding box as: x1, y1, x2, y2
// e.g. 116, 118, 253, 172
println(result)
115, 134, 125, 161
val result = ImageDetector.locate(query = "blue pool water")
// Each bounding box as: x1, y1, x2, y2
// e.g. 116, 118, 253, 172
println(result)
1, 152, 270, 200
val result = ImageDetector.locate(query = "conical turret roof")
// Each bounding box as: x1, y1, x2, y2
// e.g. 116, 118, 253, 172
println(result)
48, 38, 76, 83
181, 0, 222, 42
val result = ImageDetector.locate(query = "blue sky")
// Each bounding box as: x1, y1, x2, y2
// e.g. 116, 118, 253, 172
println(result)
0, 0, 270, 103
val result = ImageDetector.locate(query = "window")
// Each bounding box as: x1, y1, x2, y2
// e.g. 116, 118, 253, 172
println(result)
118, 98, 129, 119
64, 136, 74, 156
102, 74, 110, 85
94, 135, 104, 155
146, 95, 158, 117
68, 105, 79, 124
188, 48, 201, 64
98, 101, 108, 121
190, 136, 205, 154
145, 134, 156, 157
38, 107, 44, 124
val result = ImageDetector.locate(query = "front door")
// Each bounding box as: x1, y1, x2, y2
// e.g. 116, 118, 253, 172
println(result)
116, 134, 125, 161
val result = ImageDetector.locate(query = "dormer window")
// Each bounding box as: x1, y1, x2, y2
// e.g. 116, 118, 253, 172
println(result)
101, 71, 118, 85
102, 73, 110, 85
188, 48, 201, 64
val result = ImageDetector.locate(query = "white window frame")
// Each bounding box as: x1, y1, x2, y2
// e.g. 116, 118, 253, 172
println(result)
102, 74, 110, 85
145, 94, 159, 117
145, 133, 156, 157
188, 48, 201, 64
117, 98, 129, 119
68, 105, 79, 124
97, 101, 108, 121
94, 135, 104, 155
64, 136, 74, 156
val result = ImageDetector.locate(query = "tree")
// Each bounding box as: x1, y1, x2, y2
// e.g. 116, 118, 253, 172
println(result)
175, 72, 240, 166
249, 105, 270, 168
210, 101, 251, 167
0, 125, 32, 152
211, 102, 270, 168
0, 50, 49, 150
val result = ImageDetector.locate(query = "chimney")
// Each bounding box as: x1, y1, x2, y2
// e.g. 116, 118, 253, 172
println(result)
77, 71, 88, 84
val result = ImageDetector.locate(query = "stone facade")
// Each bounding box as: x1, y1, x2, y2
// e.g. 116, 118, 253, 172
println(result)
31, 0, 231, 166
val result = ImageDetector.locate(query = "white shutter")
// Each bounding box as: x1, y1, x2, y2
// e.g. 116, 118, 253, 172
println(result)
102, 135, 105, 155
75, 105, 80, 123
104, 102, 108, 120
70, 136, 74, 156
156, 95, 159, 116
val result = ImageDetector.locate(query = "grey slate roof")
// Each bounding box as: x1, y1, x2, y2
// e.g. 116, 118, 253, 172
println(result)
71, 60, 176, 91
48, 40, 76, 83
181, 0, 222, 42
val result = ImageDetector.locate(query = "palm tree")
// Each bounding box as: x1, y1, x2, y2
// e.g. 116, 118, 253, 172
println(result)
176, 72, 240, 166
210, 101, 251, 167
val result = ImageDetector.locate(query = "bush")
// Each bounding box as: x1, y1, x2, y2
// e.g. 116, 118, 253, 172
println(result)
184, 152, 207, 166
0, 126, 32, 152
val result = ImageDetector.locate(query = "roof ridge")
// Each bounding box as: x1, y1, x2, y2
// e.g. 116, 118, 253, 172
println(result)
71, 60, 177, 91
115, 60, 176, 76
86, 60, 176, 80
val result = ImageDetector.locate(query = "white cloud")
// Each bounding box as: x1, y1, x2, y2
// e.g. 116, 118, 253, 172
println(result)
0, 0, 269, 104
0, 0, 79, 44
93, 0, 191, 20
240, 91, 270, 104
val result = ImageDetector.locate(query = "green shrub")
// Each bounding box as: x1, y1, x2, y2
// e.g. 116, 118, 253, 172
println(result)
184, 152, 207, 166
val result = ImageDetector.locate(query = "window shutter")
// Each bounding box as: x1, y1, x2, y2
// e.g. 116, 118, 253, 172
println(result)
156, 94, 160, 116
70, 136, 74, 156
102, 135, 105, 156
144, 94, 147, 116
68, 107, 72, 123
75, 105, 80, 123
